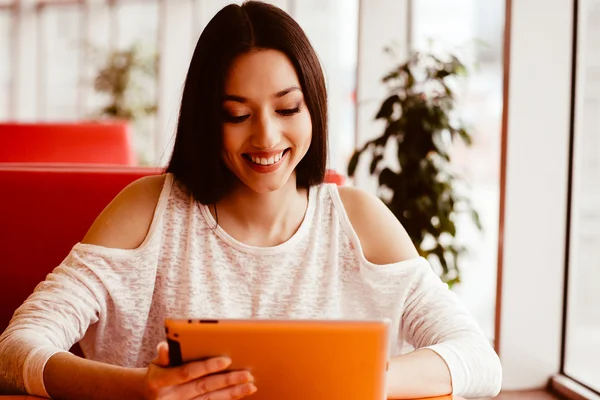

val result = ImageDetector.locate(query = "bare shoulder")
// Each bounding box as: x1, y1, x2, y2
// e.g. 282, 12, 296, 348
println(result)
336, 185, 419, 265
81, 174, 167, 250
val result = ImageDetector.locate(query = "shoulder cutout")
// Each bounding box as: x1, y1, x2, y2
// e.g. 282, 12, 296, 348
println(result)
337, 185, 419, 265
81, 174, 167, 250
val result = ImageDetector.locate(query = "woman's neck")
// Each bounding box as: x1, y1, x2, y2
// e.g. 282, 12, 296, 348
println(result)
212, 175, 309, 246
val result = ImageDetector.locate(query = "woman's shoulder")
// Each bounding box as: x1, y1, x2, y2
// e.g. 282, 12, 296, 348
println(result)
333, 185, 419, 265
81, 174, 168, 250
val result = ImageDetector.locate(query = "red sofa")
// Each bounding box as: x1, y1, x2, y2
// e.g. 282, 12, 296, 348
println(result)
0, 164, 345, 341
0, 164, 160, 336
0, 122, 136, 165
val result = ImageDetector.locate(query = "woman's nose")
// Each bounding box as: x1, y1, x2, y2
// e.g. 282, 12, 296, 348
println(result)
250, 113, 281, 149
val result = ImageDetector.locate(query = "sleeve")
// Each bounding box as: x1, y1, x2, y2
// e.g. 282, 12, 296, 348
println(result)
401, 260, 503, 398
0, 247, 110, 398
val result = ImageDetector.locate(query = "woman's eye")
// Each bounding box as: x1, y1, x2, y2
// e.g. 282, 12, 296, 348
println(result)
223, 114, 250, 124
277, 106, 301, 116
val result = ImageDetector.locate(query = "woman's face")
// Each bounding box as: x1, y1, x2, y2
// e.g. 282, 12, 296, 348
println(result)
221, 49, 312, 194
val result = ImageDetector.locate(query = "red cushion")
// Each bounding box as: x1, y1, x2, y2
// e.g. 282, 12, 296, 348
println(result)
0, 122, 136, 165
324, 170, 345, 186
0, 164, 161, 336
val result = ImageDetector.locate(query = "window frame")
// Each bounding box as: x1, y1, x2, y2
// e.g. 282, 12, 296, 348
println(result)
496, 0, 574, 392
552, 0, 600, 397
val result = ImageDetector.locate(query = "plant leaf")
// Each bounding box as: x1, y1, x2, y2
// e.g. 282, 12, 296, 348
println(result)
471, 209, 483, 230
370, 154, 384, 174
436, 69, 451, 80
375, 94, 400, 120
379, 168, 398, 189
381, 119, 403, 142
457, 127, 473, 145
347, 151, 361, 177
382, 70, 400, 83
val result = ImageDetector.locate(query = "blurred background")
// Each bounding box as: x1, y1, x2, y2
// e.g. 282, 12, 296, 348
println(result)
0, 0, 598, 398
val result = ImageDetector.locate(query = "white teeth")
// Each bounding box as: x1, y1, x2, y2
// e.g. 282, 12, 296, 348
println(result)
250, 151, 285, 166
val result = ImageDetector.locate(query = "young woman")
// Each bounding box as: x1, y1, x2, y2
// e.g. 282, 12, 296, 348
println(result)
0, 2, 502, 399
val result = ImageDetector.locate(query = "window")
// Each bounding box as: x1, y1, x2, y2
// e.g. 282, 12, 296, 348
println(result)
293, 0, 358, 173
563, 0, 600, 393
0, 8, 11, 120
112, 1, 159, 164
38, 2, 81, 120
411, 0, 505, 341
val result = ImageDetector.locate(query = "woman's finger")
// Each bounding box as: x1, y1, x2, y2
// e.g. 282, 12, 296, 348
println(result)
150, 341, 170, 367
177, 370, 253, 399
157, 342, 170, 367
192, 382, 257, 400
154, 356, 233, 387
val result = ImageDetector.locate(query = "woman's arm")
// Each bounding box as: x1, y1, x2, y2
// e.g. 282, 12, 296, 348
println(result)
398, 255, 502, 399
387, 349, 452, 399
0, 256, 107, 396
43, 352, 146, 400
338, 186, 502, 399
42, 342, 257, 400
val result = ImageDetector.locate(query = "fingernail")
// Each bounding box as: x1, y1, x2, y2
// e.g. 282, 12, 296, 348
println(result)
218, 357, 231, 368
247, 383, 257, 394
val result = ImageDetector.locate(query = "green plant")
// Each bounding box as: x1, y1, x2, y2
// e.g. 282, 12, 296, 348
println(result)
89, 42, 159, 165
347, 50, 481, 286
92, 43, 158, 120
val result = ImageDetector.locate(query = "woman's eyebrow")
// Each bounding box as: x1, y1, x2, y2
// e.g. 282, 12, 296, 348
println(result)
223, 86, 301, 103
274, 86, 301, 98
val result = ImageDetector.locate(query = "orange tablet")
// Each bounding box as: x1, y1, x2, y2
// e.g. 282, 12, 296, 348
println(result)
164, 318, 391, 400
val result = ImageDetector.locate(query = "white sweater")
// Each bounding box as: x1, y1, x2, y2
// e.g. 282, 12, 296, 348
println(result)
0, 174, 502, 398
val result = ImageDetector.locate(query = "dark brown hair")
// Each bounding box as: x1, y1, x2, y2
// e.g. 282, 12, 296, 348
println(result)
166, 1, 328, 205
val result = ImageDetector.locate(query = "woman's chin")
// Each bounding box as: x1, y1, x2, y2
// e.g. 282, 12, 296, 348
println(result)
245, 180, 287, 194
239, 171, 295, 194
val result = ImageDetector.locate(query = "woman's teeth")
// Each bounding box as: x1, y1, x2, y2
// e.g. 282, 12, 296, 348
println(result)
250, 151, 284, 166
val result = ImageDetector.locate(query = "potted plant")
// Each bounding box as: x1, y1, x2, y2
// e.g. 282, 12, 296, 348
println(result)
348, 50, 481, 286
92, 43, 158, 120
90, 43, 158, 164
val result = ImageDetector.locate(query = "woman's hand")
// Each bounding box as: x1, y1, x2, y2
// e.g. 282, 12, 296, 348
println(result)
142, 342, 257, 400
